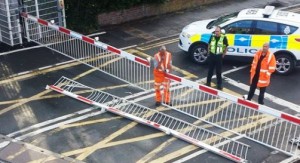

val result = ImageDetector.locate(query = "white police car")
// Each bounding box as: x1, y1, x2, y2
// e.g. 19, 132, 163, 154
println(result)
179, 6, 300, 74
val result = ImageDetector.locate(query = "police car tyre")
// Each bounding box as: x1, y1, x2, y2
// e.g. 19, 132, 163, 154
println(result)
275, 54, 295, 75
189, 44, 208, 64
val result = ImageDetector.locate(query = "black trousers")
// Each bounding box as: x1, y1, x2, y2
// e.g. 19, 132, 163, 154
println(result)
247, 74, 266, 104
206, 54, 223, 88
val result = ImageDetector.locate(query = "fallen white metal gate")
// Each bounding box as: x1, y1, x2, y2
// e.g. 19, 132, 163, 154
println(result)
46, 76, 249, 163
21, 12, 300, 158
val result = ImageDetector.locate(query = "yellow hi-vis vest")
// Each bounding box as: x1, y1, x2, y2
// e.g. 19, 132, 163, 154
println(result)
210, 35, 225, 54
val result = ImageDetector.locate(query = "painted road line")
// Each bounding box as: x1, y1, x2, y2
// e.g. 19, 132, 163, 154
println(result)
7, 108, 94, 137
138, 33, 180, 46
224, 76, 300, 113
0, 55, 117, 115
60, 117, 122, 129
0, 54, 114, 85
136, 38, 179, 51
14, 110, 106, 141
61, 98, 172, 158
195, 64, 249, 83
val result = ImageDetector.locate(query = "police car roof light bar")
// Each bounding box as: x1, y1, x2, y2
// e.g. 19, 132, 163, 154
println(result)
263, 6, 275, 18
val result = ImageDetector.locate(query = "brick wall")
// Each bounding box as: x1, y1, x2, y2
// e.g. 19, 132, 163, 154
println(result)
97, 0, 224, 26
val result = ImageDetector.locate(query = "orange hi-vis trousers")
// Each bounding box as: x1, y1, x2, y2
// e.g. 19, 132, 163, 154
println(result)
154, 69, 170, 103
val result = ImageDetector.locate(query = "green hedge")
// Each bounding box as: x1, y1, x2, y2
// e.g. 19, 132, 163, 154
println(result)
65, 0, 166, 33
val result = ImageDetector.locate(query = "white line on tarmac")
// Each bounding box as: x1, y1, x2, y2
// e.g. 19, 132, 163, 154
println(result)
14, 109, 106, 141
196, 64, 249, 83
7, 108, 94, 138
224, 76, 300, 113
8, 60, 74, 78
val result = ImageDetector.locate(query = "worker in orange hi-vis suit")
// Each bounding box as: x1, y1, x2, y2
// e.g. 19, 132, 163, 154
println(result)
153, 46, 172, 107
243, 42, 276, 105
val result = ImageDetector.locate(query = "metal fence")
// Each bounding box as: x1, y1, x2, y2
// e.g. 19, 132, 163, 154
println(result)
22, 13, 152, 90
0, 0, 65, 46
47, 76, 250, 163
0, 0, 22, 46
23, 0, 65, 26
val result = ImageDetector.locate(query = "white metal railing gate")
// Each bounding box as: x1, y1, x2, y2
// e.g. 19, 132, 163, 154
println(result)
21, 13, 300, 159
46, 76, 249, 163
21, 12, 152, 90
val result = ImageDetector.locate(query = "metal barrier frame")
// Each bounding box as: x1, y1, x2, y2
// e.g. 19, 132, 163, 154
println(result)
46, 76, 249, 163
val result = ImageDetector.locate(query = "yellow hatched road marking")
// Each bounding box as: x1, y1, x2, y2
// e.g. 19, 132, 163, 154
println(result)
60, 117, 122, 129
136, 38, 179, 51
0, 54, 115, 85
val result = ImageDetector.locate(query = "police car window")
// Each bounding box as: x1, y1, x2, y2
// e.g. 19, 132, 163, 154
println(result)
279, 24, 298, 35
224, 20, 253, 34
254, 21, 278, 35
207, 12, 238, 29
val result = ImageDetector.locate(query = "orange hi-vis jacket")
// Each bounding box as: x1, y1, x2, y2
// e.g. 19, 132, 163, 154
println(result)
250, 49, 276, 87
153, 51, 172, 103
153, 51, 172, 82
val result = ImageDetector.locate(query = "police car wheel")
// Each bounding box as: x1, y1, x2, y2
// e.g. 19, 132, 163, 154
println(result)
189, 44, 208, 64
275, 54, 295, 75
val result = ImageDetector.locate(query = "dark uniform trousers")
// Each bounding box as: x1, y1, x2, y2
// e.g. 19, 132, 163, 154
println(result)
206, 53, 223, 89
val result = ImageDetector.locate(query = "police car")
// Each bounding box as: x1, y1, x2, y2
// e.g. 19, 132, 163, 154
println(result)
178, 6, 300, 75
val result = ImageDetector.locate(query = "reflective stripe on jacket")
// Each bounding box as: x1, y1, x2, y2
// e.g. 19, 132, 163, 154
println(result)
210, 34, 225, 54
250, 50, 276, 87
154, 52, 172, 72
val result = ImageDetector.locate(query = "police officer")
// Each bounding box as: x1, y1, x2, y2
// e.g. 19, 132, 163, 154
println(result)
206, 26, 228, 90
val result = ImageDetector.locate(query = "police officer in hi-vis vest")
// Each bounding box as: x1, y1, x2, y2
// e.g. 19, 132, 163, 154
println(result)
206, 26, 228, 90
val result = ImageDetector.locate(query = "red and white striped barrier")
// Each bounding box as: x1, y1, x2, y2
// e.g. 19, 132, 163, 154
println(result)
165, 73, 300, 125
21, 12, 150, 68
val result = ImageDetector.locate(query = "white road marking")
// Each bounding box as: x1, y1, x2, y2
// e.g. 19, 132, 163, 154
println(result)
7, 108, 94, 138
224, 76, 300, 112
0, 141, 10, 149
196, 65, 249, 83
14, 110, 106, 141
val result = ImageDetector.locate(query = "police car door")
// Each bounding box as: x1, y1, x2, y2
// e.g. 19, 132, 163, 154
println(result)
223, 20, 256, 57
